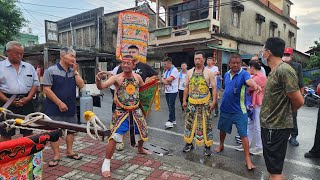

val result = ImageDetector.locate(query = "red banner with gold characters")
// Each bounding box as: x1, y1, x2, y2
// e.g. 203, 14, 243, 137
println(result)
116, 11, 149, 63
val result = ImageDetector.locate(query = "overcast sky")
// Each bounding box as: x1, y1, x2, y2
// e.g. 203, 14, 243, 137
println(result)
18, 0, 320, 53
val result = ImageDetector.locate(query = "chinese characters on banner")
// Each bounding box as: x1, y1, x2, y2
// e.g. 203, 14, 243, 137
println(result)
116, 11, 149, 63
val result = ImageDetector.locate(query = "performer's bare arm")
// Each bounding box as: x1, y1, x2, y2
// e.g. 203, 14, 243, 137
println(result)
182, 70, 192, 109
208, 70, 217, 111
135, 73, 145, 87
43, 85, 68, 112
96, 72, 116, 90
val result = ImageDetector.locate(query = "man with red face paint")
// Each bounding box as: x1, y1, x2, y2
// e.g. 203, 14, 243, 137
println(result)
96, 55, 151, 178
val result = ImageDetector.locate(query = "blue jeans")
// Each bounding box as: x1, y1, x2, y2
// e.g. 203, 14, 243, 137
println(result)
165, 92, 178, 122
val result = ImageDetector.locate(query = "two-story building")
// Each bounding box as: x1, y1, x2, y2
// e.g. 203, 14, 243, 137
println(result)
150, 0, 298, 73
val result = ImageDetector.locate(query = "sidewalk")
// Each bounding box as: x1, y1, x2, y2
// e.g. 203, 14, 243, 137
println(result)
42, 133, 248, 180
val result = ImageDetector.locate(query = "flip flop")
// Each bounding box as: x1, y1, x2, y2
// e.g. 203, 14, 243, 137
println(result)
48, 159, 60, 167
66, 153, 82, 160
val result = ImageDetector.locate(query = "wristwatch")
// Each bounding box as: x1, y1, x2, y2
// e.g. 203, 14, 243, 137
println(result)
74, 71, 79, 76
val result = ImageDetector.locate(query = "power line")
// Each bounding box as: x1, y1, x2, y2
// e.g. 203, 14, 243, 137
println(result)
21, 9, 64, 19
18, 2, 44, 27
18, 1, 92, 11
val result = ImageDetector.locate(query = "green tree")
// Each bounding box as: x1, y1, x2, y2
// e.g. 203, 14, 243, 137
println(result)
306, 55, 320, 69
0, 0, 26, 45
306, 39, 320, 69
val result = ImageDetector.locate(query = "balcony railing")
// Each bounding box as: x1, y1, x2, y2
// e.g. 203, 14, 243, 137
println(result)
153, 27, 171, 37
187, 19, 210, 31
152, 19, 211, 37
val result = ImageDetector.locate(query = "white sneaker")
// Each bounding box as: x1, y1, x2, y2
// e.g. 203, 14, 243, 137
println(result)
172, 121, 177, 125
234, 145, 244, 151
165, 121, 174, 128
250, 147, 263, 155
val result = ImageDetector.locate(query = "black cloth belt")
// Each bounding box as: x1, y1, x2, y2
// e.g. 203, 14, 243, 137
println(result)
129, 112, 136, 147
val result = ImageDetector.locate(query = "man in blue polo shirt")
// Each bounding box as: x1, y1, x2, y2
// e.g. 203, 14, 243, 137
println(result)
214, 53, 261, 171
42, 47, 85, 167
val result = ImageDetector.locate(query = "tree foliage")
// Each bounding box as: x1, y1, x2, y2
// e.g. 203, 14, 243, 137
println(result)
0, 0, 26, 45
306, 39, 320, 69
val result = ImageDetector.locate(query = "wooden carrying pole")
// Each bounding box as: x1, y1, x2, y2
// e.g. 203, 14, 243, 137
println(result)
0, 112, 110, 138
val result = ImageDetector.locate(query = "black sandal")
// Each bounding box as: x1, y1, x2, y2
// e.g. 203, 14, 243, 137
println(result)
48, 159, 60, 167
66, 153, 82, 160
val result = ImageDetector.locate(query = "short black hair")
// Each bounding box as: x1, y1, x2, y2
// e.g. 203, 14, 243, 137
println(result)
229, 53, 242, 62
128, 45, 139, 51
194, 51, 206, 59
163, 57, 172, 63
181, 62, 187, 65
248, 60, 261, 70
265, 37, 285, 58
207, 57, 213, 60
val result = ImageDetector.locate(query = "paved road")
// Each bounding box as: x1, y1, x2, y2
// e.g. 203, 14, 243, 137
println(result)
92, 90, 319, 179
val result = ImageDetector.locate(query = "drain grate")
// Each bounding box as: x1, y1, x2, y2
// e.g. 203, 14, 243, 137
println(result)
143, 143, 170, 156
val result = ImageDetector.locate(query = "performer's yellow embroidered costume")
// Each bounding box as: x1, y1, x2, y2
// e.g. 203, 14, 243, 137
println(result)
184, 68, 213, 147
109, 77, 148, 146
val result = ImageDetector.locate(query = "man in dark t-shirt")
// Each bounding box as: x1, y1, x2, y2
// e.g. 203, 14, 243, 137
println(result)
117, 45, 158, 81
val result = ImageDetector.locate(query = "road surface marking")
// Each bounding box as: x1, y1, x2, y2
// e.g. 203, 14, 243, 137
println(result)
148, 126, 320, 171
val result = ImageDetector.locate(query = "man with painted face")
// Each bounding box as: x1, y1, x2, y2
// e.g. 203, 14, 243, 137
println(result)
215, 53, 261, 170
282, 47, 304, 146
96, 55, 150, 178
260, 38, 304, 179
115, 45, 158, 151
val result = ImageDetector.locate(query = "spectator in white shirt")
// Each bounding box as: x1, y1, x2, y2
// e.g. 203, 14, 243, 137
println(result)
162, 57, 179, 128
178, 62, 188, 109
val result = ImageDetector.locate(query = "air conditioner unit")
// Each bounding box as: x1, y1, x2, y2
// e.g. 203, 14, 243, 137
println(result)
154, 63, 161, 69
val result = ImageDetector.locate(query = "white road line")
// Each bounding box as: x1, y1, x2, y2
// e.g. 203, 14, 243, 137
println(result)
148, 126, 320, 171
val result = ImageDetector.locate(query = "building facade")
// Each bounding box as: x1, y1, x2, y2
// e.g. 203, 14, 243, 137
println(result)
0, 32, 39, 57
150, 0, 298, 74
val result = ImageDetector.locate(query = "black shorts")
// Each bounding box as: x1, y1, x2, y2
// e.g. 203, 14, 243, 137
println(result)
261, 128, 291, 174
0, 95, 34, 137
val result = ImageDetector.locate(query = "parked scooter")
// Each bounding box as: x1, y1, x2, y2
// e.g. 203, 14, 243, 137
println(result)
304, 84, 320, 107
